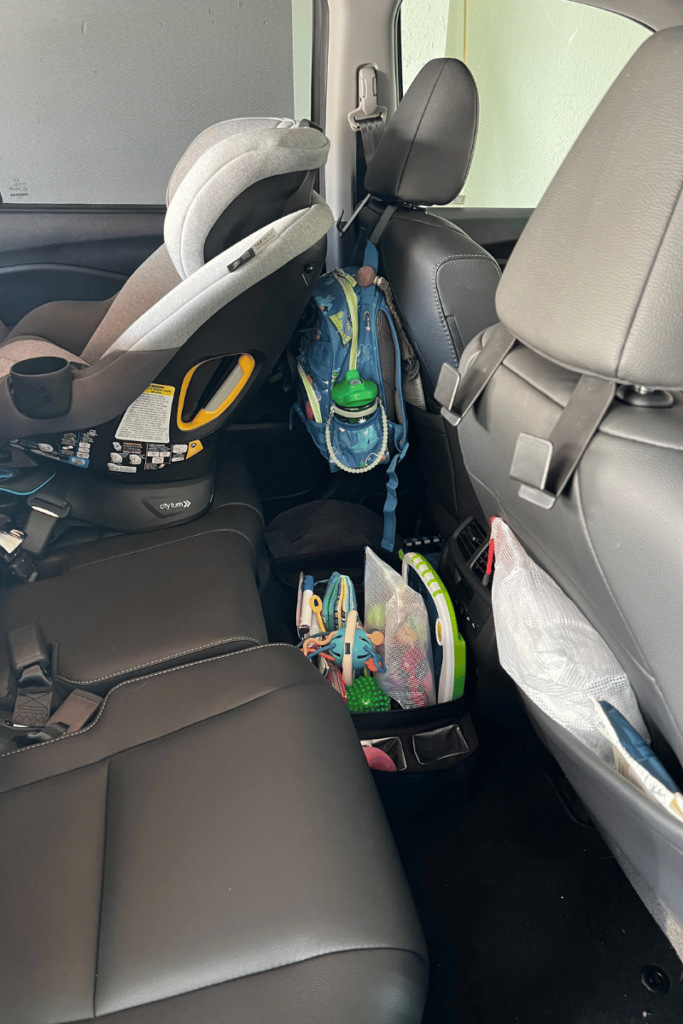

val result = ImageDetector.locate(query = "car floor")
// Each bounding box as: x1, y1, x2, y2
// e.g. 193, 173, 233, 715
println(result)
390, 733, 683, 1024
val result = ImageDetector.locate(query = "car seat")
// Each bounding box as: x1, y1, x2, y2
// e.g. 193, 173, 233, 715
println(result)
356, 58, 502, 533
0, 118, 333, 530
452, 27, 683, 940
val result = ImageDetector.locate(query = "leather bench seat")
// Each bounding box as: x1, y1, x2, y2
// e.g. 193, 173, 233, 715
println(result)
0, 448, 268, 697
0, 644, 428, 1024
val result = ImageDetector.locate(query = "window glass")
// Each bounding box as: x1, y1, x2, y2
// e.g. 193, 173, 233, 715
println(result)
400, 0, 650, 207
0, 0, 312, 205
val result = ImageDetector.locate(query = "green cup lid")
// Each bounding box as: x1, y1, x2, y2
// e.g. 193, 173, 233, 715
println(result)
331, 370, 378, 410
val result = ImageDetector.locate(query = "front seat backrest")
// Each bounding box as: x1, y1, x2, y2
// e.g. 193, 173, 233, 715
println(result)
359, 58, 501, 397
456, 27, 683, 935
358, 58, 501, 530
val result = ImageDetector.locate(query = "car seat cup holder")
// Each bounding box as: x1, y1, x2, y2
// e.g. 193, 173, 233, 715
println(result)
10, 356, 73, 419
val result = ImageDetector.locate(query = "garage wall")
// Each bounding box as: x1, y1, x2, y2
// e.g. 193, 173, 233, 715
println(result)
0, 0, 303, 205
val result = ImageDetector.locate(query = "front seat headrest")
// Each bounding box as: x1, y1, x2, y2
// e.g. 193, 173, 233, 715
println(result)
496, 27, 683, 391
164, 117, 330, 279
364, 57, 478, 207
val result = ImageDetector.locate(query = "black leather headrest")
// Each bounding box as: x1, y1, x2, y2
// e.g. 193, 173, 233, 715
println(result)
365, 58, 478, 207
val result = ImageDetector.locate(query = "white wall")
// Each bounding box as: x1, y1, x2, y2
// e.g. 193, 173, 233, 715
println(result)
401, 0, 650, 207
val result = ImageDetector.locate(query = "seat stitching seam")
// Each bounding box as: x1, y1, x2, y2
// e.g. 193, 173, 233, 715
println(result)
56, 636, 262, 685
88, 946, 428, 1017
63, 526, 256, 572
431, 253, 500, 364
92, 758, 111, 1018
0, 643, 296, 760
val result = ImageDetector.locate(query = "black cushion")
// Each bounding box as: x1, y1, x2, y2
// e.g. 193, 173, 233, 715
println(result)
0, 503, 268, 694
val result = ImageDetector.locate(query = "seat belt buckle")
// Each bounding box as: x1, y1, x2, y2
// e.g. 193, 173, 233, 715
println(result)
0, 527, 38, 583
12, 689, 53, 729
24, 494, 71, 558
44, 688, 102, 734
8, 623, 54, 728
509, 433, 557, 509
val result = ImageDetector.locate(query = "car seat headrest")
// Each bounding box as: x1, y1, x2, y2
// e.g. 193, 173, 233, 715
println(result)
496, 27, 683, 390
364, 58, 478, 207
164, 117, 330, 279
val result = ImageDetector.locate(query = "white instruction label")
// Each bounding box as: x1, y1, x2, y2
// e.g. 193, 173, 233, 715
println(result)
115, 384, 175, 444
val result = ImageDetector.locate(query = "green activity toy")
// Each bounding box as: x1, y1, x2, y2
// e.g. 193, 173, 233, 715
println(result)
345, 673, 392, 714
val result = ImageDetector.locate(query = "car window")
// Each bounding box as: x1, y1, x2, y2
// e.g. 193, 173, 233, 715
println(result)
0, 0, 312, 205
400, 0, 651, 208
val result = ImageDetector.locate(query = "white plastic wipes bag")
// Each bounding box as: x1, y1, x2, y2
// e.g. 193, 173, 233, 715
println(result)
364, 547, 436, 708
490, 518, 648, 760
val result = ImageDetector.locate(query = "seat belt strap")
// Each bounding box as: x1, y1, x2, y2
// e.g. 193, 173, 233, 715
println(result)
435, 324, 517, 427
509, 374, 616, 509
357, 115, 385, 164
369, 203, 398, 246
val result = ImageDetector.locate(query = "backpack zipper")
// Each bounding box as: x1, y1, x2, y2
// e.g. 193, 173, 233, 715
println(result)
331, 269, 359, 370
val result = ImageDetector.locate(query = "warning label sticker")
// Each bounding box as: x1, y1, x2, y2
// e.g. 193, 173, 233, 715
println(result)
13, 429, 98, 469
115, 384, 175, 444
106, 438, 203, 473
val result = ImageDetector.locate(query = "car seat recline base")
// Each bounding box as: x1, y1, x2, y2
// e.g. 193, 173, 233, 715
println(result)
0, 117, 333, 532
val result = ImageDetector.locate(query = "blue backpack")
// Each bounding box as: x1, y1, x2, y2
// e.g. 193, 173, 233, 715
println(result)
294, 240, 410, 551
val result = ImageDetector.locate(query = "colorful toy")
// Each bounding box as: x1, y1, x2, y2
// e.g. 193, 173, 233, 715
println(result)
321, 572, 357, 631
301, 609, 385, 686
309, 594, 326, 634
362, 745, 397, 771
402, 552, 466, 703
346, 674, 392, 714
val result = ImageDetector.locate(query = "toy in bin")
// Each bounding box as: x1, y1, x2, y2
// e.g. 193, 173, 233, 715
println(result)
364, 547, 436, 709
402, 552, 466, 702
301, 609, 385, 687
346, 673, 391, 713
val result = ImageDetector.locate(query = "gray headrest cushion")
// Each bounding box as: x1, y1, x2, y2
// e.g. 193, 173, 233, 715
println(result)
164, 118, 330, 279
365, 58, 478, 207
496, 27, 683, 390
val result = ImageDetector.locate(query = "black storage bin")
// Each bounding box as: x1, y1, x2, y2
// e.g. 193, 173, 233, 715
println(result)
353, 697, 479, 816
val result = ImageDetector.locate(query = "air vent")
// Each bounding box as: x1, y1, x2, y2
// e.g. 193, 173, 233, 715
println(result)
473, 549, 492, 584
457, 519, 487, 560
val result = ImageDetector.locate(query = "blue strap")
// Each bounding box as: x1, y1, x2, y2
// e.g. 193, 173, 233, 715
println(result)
363, 240, 379, 271
381, 442, 408, 552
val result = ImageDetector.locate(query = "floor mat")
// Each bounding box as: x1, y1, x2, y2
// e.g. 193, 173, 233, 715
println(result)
390, 737, 683, 1024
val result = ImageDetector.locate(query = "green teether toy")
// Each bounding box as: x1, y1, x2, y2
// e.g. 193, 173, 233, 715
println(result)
345, 673, 391, 713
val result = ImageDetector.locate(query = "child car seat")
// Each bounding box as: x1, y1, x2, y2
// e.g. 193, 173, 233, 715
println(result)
0, 118, 333, 529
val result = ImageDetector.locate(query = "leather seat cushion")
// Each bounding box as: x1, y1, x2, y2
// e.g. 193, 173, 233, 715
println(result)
0, 645, 427, 1024
0, 505, 268, 692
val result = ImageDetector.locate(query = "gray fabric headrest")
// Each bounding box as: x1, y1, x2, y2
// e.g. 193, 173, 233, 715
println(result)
164, 118, 330, 279
365, 58, 478, 207
496, 27, 683, 390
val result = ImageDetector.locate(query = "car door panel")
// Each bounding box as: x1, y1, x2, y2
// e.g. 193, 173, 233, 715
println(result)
0, 206, 164, 327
